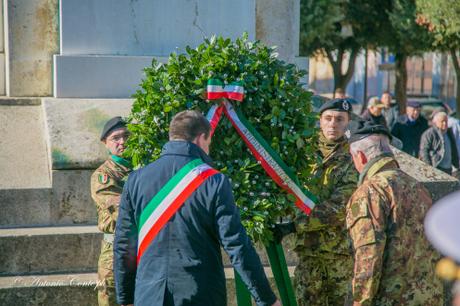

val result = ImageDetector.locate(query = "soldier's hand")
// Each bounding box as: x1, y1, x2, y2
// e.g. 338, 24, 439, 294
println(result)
271, 300, 282, 306
272, 222, 296, 243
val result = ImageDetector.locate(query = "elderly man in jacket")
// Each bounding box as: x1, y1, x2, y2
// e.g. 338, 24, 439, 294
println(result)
420, 111, 459, 175
114, 110, 280, 306
346, 119, 443, 305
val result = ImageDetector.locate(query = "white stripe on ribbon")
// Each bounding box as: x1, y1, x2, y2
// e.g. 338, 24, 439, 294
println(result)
138, 163, 212, 249
223, 100, 315, 211
206, 104, 220, 122
223, 85, 244, 94
207, 85, 224, 93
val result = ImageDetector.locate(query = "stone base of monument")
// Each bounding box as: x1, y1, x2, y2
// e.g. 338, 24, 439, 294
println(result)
53, 56, 168, 98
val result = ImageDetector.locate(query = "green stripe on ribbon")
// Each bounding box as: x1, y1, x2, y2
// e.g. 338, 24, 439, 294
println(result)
208, 79, 224, 86
138, 158, 204, 231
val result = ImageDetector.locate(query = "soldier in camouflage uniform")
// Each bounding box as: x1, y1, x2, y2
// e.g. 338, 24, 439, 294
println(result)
346, 119, 443, 306
294, 99, 359, 306
91, 117, 132, 306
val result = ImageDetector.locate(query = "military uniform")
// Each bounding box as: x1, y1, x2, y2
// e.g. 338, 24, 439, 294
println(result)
346, 155, 443, 305
91, 155, 132, 306
294, 132, 358, 306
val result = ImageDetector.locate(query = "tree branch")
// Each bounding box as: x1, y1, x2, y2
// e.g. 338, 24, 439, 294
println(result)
343, 47, 360, 87
450, 49, 460, 76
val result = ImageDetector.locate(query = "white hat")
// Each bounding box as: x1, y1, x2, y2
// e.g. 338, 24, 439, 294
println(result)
425, 191, 460, 261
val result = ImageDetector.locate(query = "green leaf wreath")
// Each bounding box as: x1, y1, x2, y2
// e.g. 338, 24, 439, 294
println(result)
124, 34, 318, 244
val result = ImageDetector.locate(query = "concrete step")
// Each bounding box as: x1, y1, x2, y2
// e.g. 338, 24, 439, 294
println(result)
0, 226, 101, 276
0, 224, 298, 276
0, 170, 97, 227
0, 273, 98, 306
0, 268, 295, 306
0, 103, 51, 189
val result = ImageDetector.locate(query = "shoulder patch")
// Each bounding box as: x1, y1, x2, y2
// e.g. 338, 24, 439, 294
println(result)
98, 173, 109, 184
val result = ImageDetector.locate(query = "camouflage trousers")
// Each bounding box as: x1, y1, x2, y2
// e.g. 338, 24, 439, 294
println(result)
294, 254, 353, 306
97, 240, 117, 306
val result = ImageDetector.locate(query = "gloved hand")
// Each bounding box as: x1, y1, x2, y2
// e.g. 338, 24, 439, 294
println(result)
272, 222, 296, 243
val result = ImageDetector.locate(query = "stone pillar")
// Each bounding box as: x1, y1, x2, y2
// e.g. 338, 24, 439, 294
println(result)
255, 0, 299, 62
255, 0, 308, 84
0, 2, 5, 95
4, 0, 59, 97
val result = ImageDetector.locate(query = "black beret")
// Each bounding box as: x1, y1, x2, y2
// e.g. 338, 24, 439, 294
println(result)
346, 118, 392, 144
100, 116, 127, 141
318, 98, 352, 114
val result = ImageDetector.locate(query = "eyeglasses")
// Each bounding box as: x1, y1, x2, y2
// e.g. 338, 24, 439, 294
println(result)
107, 133, 130, 143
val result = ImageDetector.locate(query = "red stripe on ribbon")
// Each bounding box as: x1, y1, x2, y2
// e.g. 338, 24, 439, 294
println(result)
209, 106, 224, 138
137, 168, 219, 264
207, 92, 226, 100
207, 91, 244, 102
226, 92, 244, 101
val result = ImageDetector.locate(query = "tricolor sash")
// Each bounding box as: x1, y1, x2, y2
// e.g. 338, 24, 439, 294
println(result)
137, 159, 219, 263
205, 79, 317, 215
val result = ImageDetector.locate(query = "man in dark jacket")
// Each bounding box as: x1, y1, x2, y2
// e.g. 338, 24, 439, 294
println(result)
420, 111, 459, 175
362, 97, 387, 128
381, 91, 399, 130
391, 101, 429, 157
114, 110, 280, 306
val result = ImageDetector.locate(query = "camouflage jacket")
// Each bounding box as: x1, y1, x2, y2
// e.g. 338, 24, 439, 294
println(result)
91, 155, 132, 234
346, 156, 443, 306
295, 136, 358, 257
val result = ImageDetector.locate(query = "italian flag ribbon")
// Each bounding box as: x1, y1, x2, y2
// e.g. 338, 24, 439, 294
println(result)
137, 159, 219, 263
207, 79, 244, 102
206, 85, 317, 216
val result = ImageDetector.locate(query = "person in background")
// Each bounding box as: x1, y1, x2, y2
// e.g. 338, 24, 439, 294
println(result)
420, 111, 459, 175
448, 113, 460, 171
391, 101, 429, 157
381, 91, 399, 130
361, 97, 387, 128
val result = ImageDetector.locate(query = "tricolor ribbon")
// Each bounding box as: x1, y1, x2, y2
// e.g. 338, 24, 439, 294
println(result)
207, 79, 245, 101
205, 80, 317, 215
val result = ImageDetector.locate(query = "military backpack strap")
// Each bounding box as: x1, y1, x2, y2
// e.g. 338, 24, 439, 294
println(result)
136, 159, 219, 264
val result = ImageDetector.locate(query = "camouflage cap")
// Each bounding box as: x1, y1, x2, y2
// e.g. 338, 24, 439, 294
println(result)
346, 118, 391, 143
100, 116, 127, 141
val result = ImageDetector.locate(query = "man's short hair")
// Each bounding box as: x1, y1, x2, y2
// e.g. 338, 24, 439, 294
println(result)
432, 111, 447, 122
350, 134, 393, 160
169, 110, 211, 141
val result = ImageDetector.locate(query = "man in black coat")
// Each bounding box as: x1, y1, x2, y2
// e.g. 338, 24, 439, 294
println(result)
381, 91, 399, 130
391, 101, 429, 157
114, 110, 280, 306
361, 97, 387, 128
